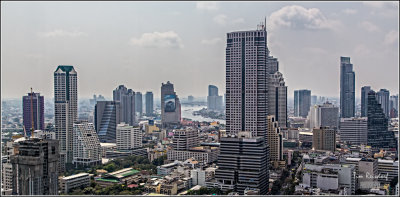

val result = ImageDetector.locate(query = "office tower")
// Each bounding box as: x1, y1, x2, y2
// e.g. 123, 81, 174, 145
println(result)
171, 129, 199, 151
135, 92, 143, 116
145, 91, 154, 115
11, 138, 59, 195
308, 101, 339, 129
207, 85, 223, 111
116, 123, 142, 150
367, 91, 397, 149
340, 56, 355, 118
389, 94, 398, 118
294, 89, 311, 118
312, 127, 336, 152
361, 86, 371, 117
22, 92, 44, 136
187, 95, 194, 103
72, 121, 102, 166
161, 81, 181, 128
267, 116, 283, 161
113, 85, 136, 126
339, 117, 368, 145
311, 95, 318, 106
268, 71, 287, 128
94, 101, 120, 143
215, 131, 269, 195
54, 65, 77, 169
377, 89, 390, 118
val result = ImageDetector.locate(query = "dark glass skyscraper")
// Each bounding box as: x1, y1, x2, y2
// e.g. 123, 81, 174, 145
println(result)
377, 89, 390, 118
113, 85, 135, 126
94, 101, 120, 143
208, 85, 218, 96
294, 89, 311, 118
361, 86, 371, 117
340, 56, 355, 118
145, 91, 154, 115
23, 92, 44, 136
135, 92, 143, 116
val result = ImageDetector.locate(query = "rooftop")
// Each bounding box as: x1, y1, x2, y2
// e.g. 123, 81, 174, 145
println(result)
62, 173, 89, 180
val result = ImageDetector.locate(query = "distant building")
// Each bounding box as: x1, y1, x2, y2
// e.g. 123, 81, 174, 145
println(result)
361, 86, 371, 117
11, 138, 59, 195
113, 85, 136, 126
340, 56, 355, 118
95, 101, 120, 143
188, 95, 194, 103
268, 71, 287, 128
311, 95, 318, 106
267, 116, 283, 161
312, 127, 336, 152
72, 122, 102, 166
23, 92, 44, 136
308, 102, 339, 129
171, 129, 199, 151
207, 85, 223, 111
339, 117, 368, 145
116, 123, 142, 151
135, 92, 143, 117
389, 94, 398, 118
145, 91, 154, 116
294, 89, 311, 118
59, 173, 90, 194
161, 81, 181, 128
377, 89, 390, 118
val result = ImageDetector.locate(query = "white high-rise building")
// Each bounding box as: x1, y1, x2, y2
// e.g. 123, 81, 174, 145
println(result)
308, 102, 339, 129
116, 123, 142, 150
54, 65, 78, 171
339, 117, 368, 145
191, 169, 206, 186
72, 122, 102, 166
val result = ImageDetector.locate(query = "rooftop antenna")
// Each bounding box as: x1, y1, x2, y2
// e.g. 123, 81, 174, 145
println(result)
30, 87, 34, 138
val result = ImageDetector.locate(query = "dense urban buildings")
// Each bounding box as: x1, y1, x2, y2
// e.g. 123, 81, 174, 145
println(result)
294, 89, 311, 118
116, 123, 142, 150
113, 85, 136, 126
145, 91, 154, 116
377, 89, 390, 118
135, 92, 143, 117
339, 56, 355, 118
361, 86, 371, 117
54, 65, 78, 170
207, 85, 223, 111
94, 101, 120, 143
268, 66, 288, 128
72, 121, 102, 166
161, 81, 181, 128
339, 117, 368, 145
308, 101, 339, 129
312, 127, 336, 152
22, 92, 44, 136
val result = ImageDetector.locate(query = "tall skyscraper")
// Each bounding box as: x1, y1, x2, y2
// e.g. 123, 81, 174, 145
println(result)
207, 85, 223, 111
312, 127, 336, 152
54, 65, 77, 169
389, 94, 398, 118
11, 138, 59, 195
339, 117, 368, 145
361, 86, 371, 117
23, 92, 44, 136
113, 85, 136, 126
94, 101, 120, 143
145, 91, 154, 115
268, 71, 287, 128
294, 89, 311, 118
308, 101, 339, 129
72, 121, 102, 166
116, 123, 142, 150
367, 90, 397, 149
267, 116, 283, 162
135, 92, 143, 116
340, 56, 355, 118
377, 89, 390, 118
161, 81, 181, 128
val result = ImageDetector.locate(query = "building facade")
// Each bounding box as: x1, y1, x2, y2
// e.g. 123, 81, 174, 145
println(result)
135, 92, 143, 117
340, 56, 355, 118
308, 101, 339, 129
59, 173, 90, 194
161, 81, 181, 128
116, 123, 142, 150
339, 117, 368, 145
294, 89, 311, 118
95, 101, 120, 143
113, 85, 136, 126
377, 89, 390, 118
267, 116, 283, 161
207, 85, 223, 111
145, 91, 154, 116
23, 92, 44, 136
72, 122, 102, 166
361, 86, 371, 117
312, 127, 336, 152
268, 71, 287, 128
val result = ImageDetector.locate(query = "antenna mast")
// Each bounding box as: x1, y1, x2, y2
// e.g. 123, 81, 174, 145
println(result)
30, 88, 35, 138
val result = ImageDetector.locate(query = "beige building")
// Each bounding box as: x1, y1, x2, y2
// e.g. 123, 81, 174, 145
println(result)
59, 173, 90, 194
116, 123, 142, 151
312, 127, 336, 152
267, 116, 283, 161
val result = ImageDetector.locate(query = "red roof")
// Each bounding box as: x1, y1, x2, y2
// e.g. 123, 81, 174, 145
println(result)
127, 184, 139, 188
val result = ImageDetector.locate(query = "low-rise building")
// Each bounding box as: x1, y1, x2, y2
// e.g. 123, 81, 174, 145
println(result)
167, 146, 219, 164
95, 168, 140, 187
59, 173, 90, 194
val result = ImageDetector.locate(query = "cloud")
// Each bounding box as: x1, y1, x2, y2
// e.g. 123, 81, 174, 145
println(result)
232, 18, 245, 25
39, 29, 87, 37
342, 8, 357, 15
354, 44, 372, 55
201, 38, 222, 45
213, 14, 245, 25
384, 30, 399, 45
130, 31, 184, 49
362, 1, 399, 9
359, 21, 380, 32
196, 2, 218, 11
268, 5, 340, 30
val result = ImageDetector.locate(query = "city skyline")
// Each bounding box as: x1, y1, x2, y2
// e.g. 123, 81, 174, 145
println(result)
2, 1, 399, 99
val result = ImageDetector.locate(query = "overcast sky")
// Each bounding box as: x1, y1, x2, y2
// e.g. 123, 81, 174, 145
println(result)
1, 1, 399, 100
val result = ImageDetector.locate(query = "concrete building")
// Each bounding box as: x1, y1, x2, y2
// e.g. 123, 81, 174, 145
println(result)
340, 56, 355, 118
377, 159, 398, 185
167, 146, 219, 165
191, 168, 206, 186
312, 127, 336, 152
358, 158, 379, 190
23, 92, 44, 136
207, 85, 223, 111
377, 89, 390, 118
11, 138, 59, 195
215, 131, 269, 195
135, 92, 143, 117
361, 86, 371, 117
268, 71, 288, 128
113, 85, 136, 126
294, 89, 311, 118
339, 117, 368, 145
116, 123, 142, 150
72, 121, 102, 166
59, 173, 90, 194
54, 65, 78, 169
33, 130, 56, 140
308, 101, 339, 129
161, 81, 181, 128
171, 129, 199, 151
145, 91, 154, 116
267, 116, 283, 161
95, 101, 120, 143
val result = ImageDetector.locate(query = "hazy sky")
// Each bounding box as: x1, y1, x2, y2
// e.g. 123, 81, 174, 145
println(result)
1, 1, 399, 100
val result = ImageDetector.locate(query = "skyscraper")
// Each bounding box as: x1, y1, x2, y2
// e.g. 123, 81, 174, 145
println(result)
73, 121, 102, 166
116, 123, 142, 150
208, 85, 218, 96
145, 91, 154, 115
135, 92, 143, 116
339, 117, 368, 145
113, 85, 136, 126
23, 92, 44, 136
161, 81, 181, 128
361, 86, 371, 117
311, 95, 318, 106
294, 89, 311, 118
312, 127, 336, 152
377, 89, 390, 118
389, 94, 398, 118
94, 101, 120, 143
367, 90, 397, 149
308, 101, 339, 129
207, 85, 223, 111
340, 56, 355, 118
268, 71, 287, 128
267, 116, 283, 162
54, 65, 77, 169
